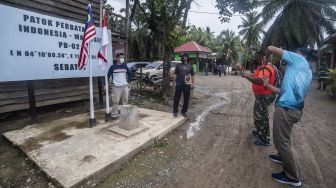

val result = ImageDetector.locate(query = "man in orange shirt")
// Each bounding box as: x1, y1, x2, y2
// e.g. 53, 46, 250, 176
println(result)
241, 51, 276, 146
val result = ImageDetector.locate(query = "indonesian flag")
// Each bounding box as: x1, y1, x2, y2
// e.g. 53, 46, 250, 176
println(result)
97, 12, 109, 71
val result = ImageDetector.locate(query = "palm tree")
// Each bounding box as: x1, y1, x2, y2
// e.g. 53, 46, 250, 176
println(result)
186, 26, 216, 51
187, 26, 209, 46
145, 0, 189, 97
238, 11, 264, 51
182, 0, 194, 27
238, 11, 264, 70
217, 30, 243, 66
260, 0, 336, 50
127, 2, 153, 60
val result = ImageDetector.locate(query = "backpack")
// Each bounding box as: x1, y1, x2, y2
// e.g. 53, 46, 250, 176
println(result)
260, 64, 282, 88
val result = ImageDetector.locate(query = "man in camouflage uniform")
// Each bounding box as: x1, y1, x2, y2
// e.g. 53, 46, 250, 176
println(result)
253, 93, 276, 144
241, 52, 276, 146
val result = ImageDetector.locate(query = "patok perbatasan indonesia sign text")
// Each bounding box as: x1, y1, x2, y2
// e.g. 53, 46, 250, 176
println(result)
0, 4, 112, 82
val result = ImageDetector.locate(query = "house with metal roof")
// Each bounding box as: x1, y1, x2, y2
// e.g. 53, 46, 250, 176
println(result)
174, 41, 212, 72
319, 33, 336, 70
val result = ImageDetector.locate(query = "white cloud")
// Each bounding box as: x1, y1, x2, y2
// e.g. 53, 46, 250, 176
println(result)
188, 0, 243, 36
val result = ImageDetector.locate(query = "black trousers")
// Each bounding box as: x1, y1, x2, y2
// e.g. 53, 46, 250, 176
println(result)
173, 85, 191, 114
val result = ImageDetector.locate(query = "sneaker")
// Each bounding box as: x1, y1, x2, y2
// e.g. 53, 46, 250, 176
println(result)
254, 139, 271, 146
182, 113, 187, 118
269, 154, 282, 164
272, 171, 302, 187
173, 113, 177, 117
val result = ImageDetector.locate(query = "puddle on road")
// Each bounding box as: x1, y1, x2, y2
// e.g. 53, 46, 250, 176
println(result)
187, 90, 231, 139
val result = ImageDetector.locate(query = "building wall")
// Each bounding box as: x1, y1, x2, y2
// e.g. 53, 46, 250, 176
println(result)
0, 78, 99, 114
0, 0, 101, 114
0, 0, 100, 24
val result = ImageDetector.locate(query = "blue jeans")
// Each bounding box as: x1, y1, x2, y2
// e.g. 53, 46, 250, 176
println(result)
173, 85, 191, 114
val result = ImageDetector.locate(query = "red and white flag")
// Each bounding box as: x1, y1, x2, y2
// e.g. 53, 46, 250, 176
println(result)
97, 12, 109, 71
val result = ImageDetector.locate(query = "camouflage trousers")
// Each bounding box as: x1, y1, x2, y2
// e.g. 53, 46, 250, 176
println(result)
253, 93, 276, 143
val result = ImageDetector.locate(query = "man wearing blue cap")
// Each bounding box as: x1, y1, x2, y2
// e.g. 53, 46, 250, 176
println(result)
262, 46, 312, 187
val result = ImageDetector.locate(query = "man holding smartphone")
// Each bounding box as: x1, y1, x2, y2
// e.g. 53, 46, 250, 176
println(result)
241, 51, 276, 146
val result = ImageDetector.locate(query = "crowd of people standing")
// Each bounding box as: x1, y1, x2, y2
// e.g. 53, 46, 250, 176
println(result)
173, 47, 313, 187
109, 47, 312, 187
200, 60, 228, 77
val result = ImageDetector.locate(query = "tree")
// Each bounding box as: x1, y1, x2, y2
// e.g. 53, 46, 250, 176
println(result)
260, 0, 336, 50
216, 30, 243, 66
187, 26, 208, 46
215, 0, 261, 22
240, 43, 254, 70
238, 11, 264, 51
182, 0, 194, 27
130, 0, 188, 98
128, 1, 153, 60
238, 11, 264, 70
186, 26, 216, 51
102, 0, 114, 15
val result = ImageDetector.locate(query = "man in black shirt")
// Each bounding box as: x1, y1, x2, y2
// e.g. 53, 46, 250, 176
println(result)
173, 54, 195, 117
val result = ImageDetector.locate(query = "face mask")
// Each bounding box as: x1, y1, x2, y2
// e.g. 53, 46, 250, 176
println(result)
120, 57, 125, 64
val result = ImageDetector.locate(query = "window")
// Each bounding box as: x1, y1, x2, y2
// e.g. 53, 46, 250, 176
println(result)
140, 63, 148, 67
145, 61, 162, 69
171, 62, 177, 68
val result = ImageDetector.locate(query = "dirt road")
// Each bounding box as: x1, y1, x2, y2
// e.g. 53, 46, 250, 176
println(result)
99, 75, 336, 188
1, 75, 335, 188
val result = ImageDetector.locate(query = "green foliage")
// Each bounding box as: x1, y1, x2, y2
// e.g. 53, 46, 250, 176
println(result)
326, 68, 336, 97
103, 4, 114, 15
238, 11, 264, 69
216, 0, 336, 50
184, 26, 245, 64
128, 0, 190, 61
216, 30, 243, 66
128, 2, 154, 60
260, 0, 336, 50
215, 0, 261, 22
186, 26, 216, 50
127, 0, 193, 97
240, 43, 253, 68
238, 11, 263, 51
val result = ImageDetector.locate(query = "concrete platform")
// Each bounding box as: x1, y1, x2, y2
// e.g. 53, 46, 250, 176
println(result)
2, 108, 185, 188
108, 123, 149, 138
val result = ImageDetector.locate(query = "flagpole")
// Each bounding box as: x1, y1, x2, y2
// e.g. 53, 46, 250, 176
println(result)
102, 7, 111, 122
89, 40, 96, 127
104, 69, 111, 121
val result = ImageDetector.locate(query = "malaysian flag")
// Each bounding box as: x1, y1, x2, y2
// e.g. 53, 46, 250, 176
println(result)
77, 4, 96, 70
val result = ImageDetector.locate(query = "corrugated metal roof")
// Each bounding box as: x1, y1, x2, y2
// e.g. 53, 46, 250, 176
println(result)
321, 33, 336, 45
174, 41, 212, 53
